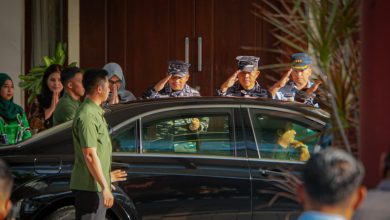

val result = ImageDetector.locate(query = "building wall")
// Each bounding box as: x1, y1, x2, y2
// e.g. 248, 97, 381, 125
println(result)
68, 0, 80, 65
361, 0, 390, 187
0, 0, 24, 106
78, 0, 279, 97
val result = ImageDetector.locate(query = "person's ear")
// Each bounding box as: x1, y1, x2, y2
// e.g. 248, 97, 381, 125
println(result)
306, 67, 312, 76
254, 70, 260, 78
5, 200, 12, 217
67, 81, 73, 89
353, 186, 367, 211
97, 85, 103, 94
184, 74, 190, 82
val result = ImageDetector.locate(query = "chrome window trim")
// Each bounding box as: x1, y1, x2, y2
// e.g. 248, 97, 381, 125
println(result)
138, 107, 237, 155
244, 105, 325, 162
231, 109, 237, 156
113, 152, 248, 161
247, 157, 305, 164
112, 104, 241, 132
112, 152, 305, 164
111, 103, 325, 159
240, 104, 326, 125
246, 108, 261, 159
139, 118, 143, 154
113, 104, 325, 132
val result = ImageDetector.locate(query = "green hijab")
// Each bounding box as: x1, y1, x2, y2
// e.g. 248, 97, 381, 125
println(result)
0, 73, 23, 120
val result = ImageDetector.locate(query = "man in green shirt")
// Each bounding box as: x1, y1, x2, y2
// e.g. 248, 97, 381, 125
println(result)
70, 69, 113, 219
53, 67, 84, 126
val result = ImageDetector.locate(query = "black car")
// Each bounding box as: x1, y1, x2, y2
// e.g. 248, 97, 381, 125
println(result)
1, 97, 331, 220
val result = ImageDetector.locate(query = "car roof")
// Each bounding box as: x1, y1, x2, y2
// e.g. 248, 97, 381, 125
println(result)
0, 97, 330, 151
105, 96, 330, 121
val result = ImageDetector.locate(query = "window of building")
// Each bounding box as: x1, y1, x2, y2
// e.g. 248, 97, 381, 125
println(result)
29, 0, 65, 67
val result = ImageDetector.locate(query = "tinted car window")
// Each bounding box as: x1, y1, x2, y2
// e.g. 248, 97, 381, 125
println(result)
142, 110, 234, 156
112, 122, 136, 153
251, 110, 321, 162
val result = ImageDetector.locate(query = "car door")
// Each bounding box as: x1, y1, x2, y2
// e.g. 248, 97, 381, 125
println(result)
0, 124, 75, 219
243, 107, 326, 220
111, 106, 251, 220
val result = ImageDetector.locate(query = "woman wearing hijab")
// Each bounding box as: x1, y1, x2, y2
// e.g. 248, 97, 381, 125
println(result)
29, 64, 63, 133
103, 62, 136, 104
0, 73, 31, 145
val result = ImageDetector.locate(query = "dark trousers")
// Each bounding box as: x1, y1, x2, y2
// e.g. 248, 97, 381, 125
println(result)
73, 190, 107, 220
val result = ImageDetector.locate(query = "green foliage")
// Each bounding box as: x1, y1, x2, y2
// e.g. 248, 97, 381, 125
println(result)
254, 0, 361, 151
19, 42, 77, 104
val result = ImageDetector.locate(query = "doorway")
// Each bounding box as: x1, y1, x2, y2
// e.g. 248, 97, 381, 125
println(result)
80, 0, 277, 96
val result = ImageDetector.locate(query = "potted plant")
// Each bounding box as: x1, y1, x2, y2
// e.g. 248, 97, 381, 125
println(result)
253, 0, 361, 152
19, 42, 77, 104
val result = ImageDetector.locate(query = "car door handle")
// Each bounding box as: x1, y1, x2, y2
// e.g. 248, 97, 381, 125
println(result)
176, 158, 197, 169
258, 168, 297, 184
258, 168, 285, 177
34, 157, 62, 174
184, 161, 197, 169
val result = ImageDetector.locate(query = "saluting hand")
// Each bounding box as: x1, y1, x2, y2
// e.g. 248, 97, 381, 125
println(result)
306, 80, 322, 96
269, 68, 293, 97
220, 70, 240, 93
279, 68, 293, 88
154, 74, 172, 92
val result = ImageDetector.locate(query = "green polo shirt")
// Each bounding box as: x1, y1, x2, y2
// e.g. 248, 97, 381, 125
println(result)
70, 98, 112, 192
53, 92, 81, 126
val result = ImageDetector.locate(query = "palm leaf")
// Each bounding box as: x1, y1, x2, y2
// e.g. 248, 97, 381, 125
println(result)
255, 0, 361, 151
